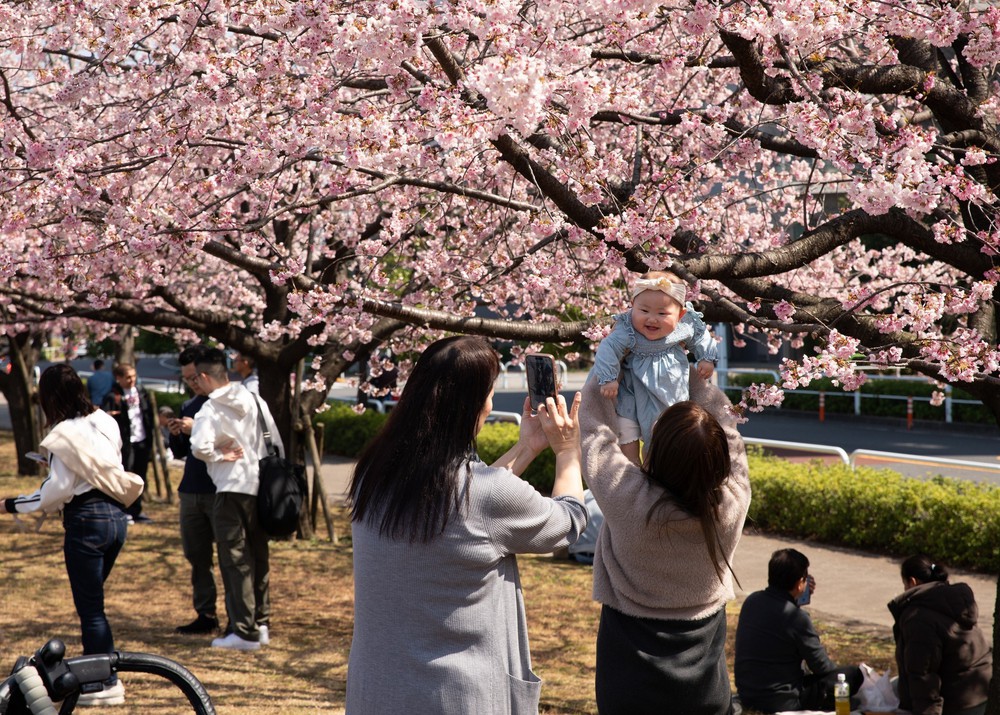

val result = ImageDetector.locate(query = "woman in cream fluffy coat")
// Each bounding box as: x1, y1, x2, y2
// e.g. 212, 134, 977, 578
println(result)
580, 369, 751, 715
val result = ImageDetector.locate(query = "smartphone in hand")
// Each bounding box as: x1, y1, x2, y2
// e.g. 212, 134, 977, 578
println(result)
25, 451, 48, 466
525, 353, 558, 412
796, 580, 812, 606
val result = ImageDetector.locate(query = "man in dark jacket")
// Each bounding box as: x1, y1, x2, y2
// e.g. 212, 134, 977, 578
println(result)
168, 344, 220, 634
735, 549, 863, 712
102, 362, 155, 522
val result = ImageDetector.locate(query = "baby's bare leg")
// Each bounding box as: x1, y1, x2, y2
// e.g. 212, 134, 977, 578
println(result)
621, 440, 641, 467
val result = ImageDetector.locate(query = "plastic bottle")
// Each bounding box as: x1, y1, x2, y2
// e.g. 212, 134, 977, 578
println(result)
834, 672, 851, 715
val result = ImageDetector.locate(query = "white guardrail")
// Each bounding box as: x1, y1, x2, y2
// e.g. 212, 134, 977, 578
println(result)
718, 368, 979, 424
745, 438, 1000, 475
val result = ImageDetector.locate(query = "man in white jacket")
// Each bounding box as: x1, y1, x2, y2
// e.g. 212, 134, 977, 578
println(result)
190, 348, 283, 651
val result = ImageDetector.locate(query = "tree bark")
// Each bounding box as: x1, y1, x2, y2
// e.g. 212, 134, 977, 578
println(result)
115, 325, 135, 366
0, 332, 43, 476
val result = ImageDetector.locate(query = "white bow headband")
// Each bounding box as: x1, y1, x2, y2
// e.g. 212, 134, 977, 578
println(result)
631, 277, 687, 305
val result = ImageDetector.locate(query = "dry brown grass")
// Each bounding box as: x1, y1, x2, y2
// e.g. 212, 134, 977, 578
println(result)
0, 436, 894, 714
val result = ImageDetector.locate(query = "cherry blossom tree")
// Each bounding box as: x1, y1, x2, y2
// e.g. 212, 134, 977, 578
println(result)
3, 0, 1000, 701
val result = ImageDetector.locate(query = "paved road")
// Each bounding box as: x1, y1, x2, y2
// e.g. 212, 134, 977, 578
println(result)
480, 372, 1000, 483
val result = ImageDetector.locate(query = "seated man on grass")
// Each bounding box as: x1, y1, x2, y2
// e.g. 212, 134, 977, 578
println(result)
734, 548, 862, 713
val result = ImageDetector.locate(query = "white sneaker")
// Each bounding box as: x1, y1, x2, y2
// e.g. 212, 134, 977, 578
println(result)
258, 625, 269, 646
77, 680, 125, 707
211, 632, 260, 651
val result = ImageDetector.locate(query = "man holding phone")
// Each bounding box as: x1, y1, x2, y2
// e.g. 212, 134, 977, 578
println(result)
168, 344, 221, 635
734, 549, 862, 713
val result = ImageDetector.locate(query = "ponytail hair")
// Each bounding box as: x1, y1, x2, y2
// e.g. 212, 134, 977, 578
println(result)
901, 553, 949, 585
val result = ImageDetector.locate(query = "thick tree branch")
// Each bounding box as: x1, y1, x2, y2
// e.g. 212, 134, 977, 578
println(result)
354, 297, 592, 342
677, 208, 991, 280
718, 31, 800, 104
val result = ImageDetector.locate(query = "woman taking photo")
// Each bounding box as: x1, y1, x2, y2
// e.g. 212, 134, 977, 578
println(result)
346, 336, 587, 715
888, 554, 991, 715
580, 370, 751, 715
1, 364, 141, 707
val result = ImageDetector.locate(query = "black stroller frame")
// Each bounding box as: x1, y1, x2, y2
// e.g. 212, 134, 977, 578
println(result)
0, 638, 215, 714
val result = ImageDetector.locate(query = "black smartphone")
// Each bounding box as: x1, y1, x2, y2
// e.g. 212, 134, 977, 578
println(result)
525, 353, 557, 412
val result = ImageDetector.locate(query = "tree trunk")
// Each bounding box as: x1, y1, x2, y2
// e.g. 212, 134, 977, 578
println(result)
256, 359, 295, 455
115, 325, 135, 365
1, 332, 43, 476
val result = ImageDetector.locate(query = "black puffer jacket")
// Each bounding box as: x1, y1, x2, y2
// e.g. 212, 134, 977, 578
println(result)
887, 581, 992, 715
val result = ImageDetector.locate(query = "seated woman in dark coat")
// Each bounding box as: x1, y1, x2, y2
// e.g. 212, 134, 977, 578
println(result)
888, 554, 992, 715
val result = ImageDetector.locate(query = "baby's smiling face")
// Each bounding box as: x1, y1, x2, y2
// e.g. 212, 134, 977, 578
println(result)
630, 289, 685, 340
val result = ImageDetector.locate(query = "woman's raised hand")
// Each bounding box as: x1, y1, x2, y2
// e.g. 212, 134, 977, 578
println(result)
537, 392, 582, 455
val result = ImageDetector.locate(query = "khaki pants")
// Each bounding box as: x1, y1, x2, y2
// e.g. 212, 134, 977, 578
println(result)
213, 492, 270, 641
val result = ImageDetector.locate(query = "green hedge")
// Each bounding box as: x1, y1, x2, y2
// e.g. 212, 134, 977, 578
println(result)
314, 402, 390, 457
311, 403, 1000, 570
151, 390, 188, 414
747, 448, 1000, 572
724, 374, 993, 424
475, 423, 556, 492
313, 402, 557, 492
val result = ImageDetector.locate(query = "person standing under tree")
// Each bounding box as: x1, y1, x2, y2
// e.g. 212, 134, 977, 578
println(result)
190, 348, 281, 651
231, 351, 259, 395
87, 359, 114, 407
1, 364, 141, 706
102, 362, 155, 523
168, 344, 221, 635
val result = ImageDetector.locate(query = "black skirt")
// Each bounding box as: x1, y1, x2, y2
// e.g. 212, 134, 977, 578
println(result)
595, 605, 734, 715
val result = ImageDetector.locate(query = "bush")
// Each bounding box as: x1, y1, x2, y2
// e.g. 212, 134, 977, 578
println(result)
747, 448, 1000, 572
310, 404, 1000, 569
314, 402, 389, 457
151, 390, 188, 414
476, 423, 557, 492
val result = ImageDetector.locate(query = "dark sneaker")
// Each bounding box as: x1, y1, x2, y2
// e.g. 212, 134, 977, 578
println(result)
133, 513, 154, 523
176, 614, 219, 634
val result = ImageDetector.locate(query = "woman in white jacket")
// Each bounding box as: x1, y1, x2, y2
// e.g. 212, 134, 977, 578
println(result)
2, 364, 139, 706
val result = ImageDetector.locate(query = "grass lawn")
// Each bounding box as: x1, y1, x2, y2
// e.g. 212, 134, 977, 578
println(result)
0, 438, 894, 713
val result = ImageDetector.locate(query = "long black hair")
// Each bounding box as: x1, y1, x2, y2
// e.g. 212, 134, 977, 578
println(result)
38, 364, 97, 427
349, 336, 500, 543
642, 400, 735, 584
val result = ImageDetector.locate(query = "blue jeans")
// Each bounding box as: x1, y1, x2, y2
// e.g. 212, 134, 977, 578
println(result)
63, 496, 128, 655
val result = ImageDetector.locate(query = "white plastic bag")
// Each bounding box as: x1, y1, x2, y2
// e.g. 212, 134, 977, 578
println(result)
857, 662, 899, 713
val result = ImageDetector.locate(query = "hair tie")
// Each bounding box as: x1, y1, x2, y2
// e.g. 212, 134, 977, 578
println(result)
631, 277, 687, 306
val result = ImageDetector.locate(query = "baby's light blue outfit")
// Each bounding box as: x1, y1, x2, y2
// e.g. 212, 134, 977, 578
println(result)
592, 304, 718, 445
